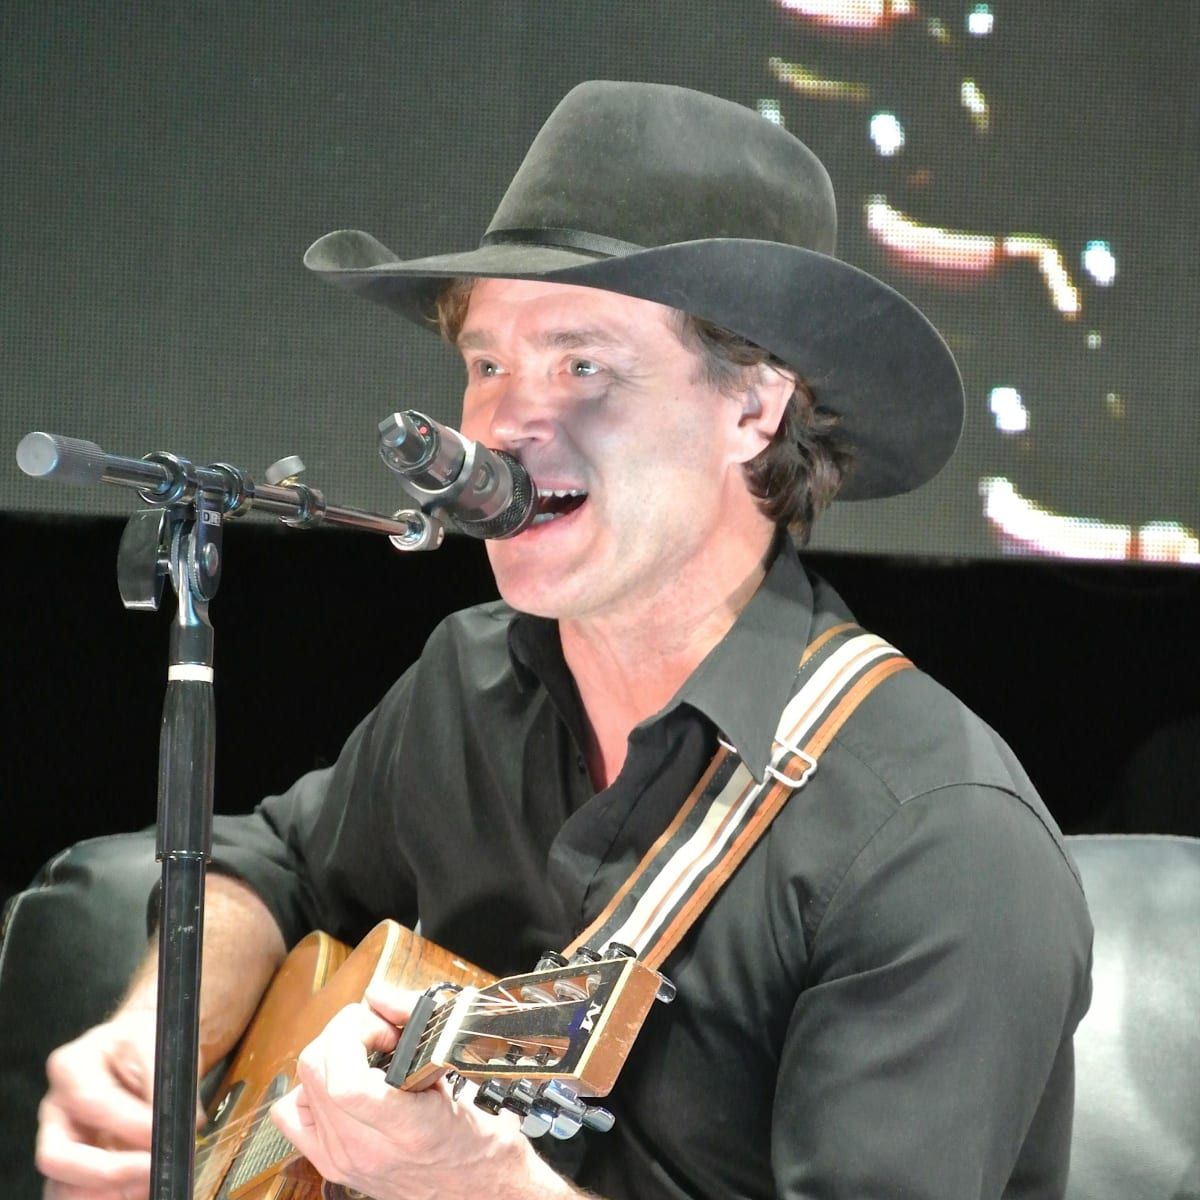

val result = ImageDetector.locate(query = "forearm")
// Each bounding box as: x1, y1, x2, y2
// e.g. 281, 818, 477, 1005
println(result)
120, 871, 287, 1073
507, 1147, 598, 1200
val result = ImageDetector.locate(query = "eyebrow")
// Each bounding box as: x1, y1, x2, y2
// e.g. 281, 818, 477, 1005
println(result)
457, 327, 626, 353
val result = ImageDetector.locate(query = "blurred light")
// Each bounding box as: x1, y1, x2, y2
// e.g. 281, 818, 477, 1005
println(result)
770, 57, 870, 101
980, 478, 1132, 561
757, 99, 785, 126
1003, 235, 1082, 317
928, 17, 949, 42
1083, 240, 1117, 286
1086, 330, 1102, 349
867, 198, 1083, 318
869, 112, 905, 156
989, 386, 1028, 434
778, 0, 914, 29
960, 80, 990, 132
1105, 392, 1125, 418
866, 196, 998, 270
967, 5, 994, 36
982, 478, 1200, 562
1138, 522, 1200, 564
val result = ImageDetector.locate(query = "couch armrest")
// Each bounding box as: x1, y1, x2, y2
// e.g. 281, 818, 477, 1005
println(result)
0, 830, 160, 1200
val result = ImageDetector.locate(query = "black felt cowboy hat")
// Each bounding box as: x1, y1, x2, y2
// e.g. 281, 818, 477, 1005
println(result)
304, 80, 963, 500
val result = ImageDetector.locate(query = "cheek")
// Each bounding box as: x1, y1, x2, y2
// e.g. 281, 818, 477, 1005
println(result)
458, 388, 487, 442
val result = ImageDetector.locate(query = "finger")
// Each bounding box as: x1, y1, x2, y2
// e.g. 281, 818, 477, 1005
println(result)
45, 1086, 154, 1151
36, 1102, 153, 1189
362, 982, 422, 1025
296, 1006, 398, 1113
271, 1081, 362, 1187
300, 1003, 401, 1081
45, 1049, 155, 1149
269, 1085, 315, 1149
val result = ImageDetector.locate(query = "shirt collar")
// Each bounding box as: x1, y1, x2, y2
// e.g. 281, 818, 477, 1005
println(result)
671, 539, 815, 782
507, 539, 820, 783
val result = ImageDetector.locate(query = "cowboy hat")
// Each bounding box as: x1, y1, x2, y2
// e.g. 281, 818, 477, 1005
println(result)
304, 80, 963, 501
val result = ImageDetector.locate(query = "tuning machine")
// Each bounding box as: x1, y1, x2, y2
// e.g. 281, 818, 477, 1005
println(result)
472, 1077, 614, 1140
580, 940, 674, 1003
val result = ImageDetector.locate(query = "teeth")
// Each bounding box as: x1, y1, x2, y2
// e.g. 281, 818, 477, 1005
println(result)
545, 488, 585, 498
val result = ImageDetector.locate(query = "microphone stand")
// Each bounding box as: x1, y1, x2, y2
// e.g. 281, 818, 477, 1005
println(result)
16, 432, 444, 1200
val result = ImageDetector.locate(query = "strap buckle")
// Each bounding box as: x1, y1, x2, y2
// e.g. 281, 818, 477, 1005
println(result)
766, 732, 818, 790
717, 734, 817, 791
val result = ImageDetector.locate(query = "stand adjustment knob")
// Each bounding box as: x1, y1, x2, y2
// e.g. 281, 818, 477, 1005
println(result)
265, 455, 306, 485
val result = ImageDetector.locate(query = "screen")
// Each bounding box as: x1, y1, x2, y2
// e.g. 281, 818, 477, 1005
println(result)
3, 1, 1196, 563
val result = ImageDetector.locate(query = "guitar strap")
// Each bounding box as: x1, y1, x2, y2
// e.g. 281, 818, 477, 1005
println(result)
563, 622, 914, 972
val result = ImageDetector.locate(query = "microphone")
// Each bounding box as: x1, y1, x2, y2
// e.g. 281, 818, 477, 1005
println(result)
377, 410, 536, 540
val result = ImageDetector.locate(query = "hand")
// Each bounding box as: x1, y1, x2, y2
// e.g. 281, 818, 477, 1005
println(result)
36, 1010, 159, 1200
270, 984, 574, 1200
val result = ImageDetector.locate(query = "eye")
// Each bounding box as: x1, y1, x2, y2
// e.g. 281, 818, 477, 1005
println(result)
473, 359, 501, 378
569, 358, 600, 377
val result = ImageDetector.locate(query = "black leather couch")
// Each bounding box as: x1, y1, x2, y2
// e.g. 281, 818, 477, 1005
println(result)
3, 832, 1198, 1198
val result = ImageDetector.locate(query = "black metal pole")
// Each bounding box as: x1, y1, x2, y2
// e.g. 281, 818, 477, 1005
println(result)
149, 508, 216, 1200
12, 430, 449, 1196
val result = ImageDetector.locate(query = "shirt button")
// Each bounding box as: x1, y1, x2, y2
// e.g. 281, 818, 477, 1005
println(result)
576, 754, 587, 774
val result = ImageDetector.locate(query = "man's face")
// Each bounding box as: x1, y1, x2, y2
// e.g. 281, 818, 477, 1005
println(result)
457, 278, 773, 623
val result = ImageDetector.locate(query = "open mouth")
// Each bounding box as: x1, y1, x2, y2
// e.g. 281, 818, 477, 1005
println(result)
531, 489, 588, 526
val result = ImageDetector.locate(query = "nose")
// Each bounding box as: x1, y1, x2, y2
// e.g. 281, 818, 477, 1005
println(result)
463, 375, 557, 453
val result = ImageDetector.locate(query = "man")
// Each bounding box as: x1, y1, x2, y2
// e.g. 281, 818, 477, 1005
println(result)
36, 82, 1092, 1199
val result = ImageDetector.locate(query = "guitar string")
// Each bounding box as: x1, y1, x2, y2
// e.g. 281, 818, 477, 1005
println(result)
194, 983, 601, 1160
408, 988, 584, 1061
408, 987, 546, 1055
192, 1040, 546, 1163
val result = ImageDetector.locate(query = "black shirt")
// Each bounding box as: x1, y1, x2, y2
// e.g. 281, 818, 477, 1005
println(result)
210, 542, 1093, 1199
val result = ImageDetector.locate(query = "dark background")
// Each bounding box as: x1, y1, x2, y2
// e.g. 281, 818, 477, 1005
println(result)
4, 513, 1198, 906
3, 2, 1198, 899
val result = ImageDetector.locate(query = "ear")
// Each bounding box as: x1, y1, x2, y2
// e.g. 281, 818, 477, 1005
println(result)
730, 363, 795, 464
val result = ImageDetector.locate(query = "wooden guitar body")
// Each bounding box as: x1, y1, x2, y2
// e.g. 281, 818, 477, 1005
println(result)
193, 920, 493, 1200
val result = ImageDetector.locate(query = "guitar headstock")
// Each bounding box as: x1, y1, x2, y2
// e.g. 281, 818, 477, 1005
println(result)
387, 945, 670, 1138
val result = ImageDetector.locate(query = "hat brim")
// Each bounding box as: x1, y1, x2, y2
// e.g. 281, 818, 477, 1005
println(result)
304, 229, 963, 501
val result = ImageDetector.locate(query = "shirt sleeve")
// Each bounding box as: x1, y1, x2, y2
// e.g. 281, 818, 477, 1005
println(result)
207, 666, 421, 950
770, 784, 1093, 1200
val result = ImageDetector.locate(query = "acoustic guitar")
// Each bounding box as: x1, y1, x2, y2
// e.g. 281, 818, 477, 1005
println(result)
192, 919, 666, 1199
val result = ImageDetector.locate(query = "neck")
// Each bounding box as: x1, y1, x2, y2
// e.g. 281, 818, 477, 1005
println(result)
560, 531, 776, 789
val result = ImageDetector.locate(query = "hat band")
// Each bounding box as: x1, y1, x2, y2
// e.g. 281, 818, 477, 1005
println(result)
480, 226, 643, 259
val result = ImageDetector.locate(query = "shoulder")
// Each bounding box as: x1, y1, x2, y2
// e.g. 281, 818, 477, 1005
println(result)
407, 599, 522, 686
840, 661, 1077, 875
358, 600, 522, 741
765, 658, 1088, 954
834, 662, 1036, 803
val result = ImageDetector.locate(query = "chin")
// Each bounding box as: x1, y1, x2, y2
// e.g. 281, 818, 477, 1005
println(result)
487, 551, 568, 618
491, 564, 605, 621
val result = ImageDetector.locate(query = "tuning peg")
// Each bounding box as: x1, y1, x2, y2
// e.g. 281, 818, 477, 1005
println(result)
528, 1100, 582, 1140
655, 973, 677, 1004
520, 1107, 555, 1139
581, 1104, 616, 1133
499, 1079, 543, 1133
602, 941, 638, 959
475, 1077, 616, 1140
473, 1078, 507, 1115
538, 1079, 585, 1115
447, 1071, 468, 1101
528, 1080, 587, 1141
568, 946, 602, 966
522, 953, 563, 1005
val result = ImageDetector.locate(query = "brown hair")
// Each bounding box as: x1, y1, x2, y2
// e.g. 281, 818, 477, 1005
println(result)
434, 280, 853, 543
673, 314, 853, 544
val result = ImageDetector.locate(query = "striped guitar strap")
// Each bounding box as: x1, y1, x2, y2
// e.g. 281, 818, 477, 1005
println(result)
563, 622, 913, 971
